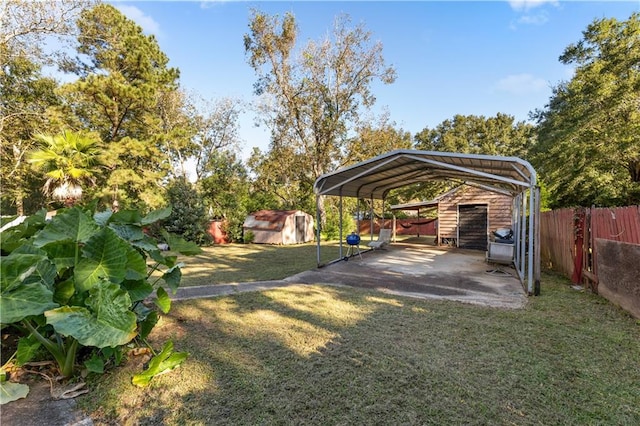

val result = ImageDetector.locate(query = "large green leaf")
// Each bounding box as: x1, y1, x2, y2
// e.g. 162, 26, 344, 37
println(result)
141, 207, 172, 225
16, 335, 42, 365
53, 279, 75, 305
161, 230, 202, 255
109, 224, 144, 242
45, 281, 137, 348
0, 283, 58, 324
0, 210, 47, 254
40, 241, 77, 273
122, 280, 153, 302
109, 210, 143, 224
0, 252, 58, 324
162, 265, 183, 294
131, 341, 188, 387
124, 246, 147, 281
132, 236, 161, 253
33, 208, 99, 247
93, 209, 113, 226
0, 381, 30, 404
7, 246, 57, 289
74, 228, 129, 292
138, 310, 158, 340
154, 287, 170, 314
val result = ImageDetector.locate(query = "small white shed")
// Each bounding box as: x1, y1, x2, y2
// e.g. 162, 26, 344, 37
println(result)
243, 210, 315, 244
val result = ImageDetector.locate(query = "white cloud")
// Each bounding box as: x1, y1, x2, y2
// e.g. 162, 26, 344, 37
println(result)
494, 74, 548, 95
200, 1, 227, 10
117, 5, 161, 36
508, 0, 557, 29
516, 11, 550, 26
508, 0, 558, 12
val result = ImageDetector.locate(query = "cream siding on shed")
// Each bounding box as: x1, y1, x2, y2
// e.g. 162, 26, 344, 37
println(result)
244, 210, 315, 245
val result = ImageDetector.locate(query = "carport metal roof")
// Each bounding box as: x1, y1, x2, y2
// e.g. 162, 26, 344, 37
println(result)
314, 149, 536, 199
314, 149, 541, 295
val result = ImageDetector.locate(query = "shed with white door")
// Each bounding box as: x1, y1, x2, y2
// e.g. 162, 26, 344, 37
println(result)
243, 210, 315, 244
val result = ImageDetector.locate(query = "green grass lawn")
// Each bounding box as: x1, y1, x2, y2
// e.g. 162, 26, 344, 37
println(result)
177, 235, 422, 287
79, 270, 640, 425
177, 241, 341, 286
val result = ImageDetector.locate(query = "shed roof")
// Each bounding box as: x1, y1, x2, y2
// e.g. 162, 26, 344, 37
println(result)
314, 149, 536, 200
244, 209, 309, 231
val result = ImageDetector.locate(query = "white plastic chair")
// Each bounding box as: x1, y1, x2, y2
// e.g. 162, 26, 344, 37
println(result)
368, 229, 392, 249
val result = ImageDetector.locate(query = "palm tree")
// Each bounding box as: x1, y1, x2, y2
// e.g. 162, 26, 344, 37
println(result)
28, 130, 103, 206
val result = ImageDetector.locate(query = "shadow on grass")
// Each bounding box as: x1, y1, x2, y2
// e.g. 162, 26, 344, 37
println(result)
79, 273, 640, 425
178, 242, 342, 287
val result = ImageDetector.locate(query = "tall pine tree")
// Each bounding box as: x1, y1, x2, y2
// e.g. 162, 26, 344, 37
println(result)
59, 3, 180, 209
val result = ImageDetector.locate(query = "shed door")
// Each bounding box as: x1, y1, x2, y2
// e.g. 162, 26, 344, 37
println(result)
295, 216, 306, 243
458, 204, 488, 250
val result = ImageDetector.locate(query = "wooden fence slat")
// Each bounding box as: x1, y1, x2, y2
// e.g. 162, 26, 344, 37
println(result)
541, 205, 640, 285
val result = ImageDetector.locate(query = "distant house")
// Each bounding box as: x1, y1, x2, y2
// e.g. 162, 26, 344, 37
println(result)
243, 210, 315, 244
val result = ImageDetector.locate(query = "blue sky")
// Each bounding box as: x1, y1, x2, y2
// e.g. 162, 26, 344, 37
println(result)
111, 1, 640, 158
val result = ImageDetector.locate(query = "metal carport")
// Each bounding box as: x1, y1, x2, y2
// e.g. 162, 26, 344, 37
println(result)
313, 149, 541, 295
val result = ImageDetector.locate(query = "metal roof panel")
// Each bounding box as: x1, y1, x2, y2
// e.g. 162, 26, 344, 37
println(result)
314, 149, 536, 199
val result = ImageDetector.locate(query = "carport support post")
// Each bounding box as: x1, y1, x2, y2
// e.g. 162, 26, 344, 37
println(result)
369, 194, 375, 242
534, 186, 541, 295
520, 192, 527, 284
392, 214, 396, 242
527, 186, 535, 295
356, 197, 361, 235
316, 194, 321, 266
339, 189, 344, 259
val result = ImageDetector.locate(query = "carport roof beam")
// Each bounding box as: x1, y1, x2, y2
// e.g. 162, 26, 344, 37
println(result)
401, 154, 531, 190
314, 149, 536, 199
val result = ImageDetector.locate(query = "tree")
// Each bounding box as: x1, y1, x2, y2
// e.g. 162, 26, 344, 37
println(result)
408, 113, 535, 204
164, 177, 211, 245
414, 113, 535, 158
28, 129, 102, 206
1, 0, 91, 215
58, 3, 181, 210
246, 145, 314, 212
345, 112, 412, 164
532, 13, 640, 207
0, 0, 92, 67
156, 88, 197, 180
191, 96, 243, 181
0, 54, 59, 214
244, 10, 396, 224
199, 151, 252, 242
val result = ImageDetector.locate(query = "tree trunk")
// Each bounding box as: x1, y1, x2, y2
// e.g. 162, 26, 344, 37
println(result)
628, 159, 640, 182
16, 193, 24, 216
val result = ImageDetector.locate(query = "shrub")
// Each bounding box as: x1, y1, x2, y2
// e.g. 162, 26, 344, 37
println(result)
164, 177, 212, 246
243, 230, 255, 244
0, 205, 201, 402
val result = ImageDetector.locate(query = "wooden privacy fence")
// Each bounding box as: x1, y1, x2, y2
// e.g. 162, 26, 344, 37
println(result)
540, 205, 640, 316
359, 218, 437, 238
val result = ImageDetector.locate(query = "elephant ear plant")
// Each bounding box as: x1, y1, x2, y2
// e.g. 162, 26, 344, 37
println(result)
0, 206, 200, 403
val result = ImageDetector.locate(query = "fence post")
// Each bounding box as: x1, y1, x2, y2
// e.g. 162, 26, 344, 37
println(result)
571, 208, 585, 284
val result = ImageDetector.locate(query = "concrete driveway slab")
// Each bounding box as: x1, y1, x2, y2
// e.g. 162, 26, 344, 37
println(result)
287, 241, 527, 309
